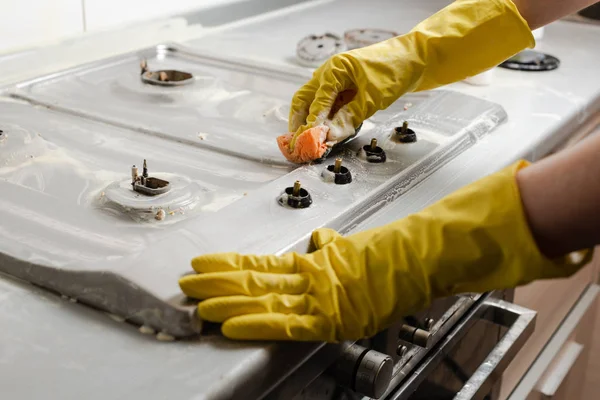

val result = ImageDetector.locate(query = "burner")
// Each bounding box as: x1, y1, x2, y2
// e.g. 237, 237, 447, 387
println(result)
278, 181, 312, 209
358, 138, 386, 163
499, 50, 560, 72
296, 33, 346, 68
322, 158, 353, 185
344, 29, 398, 49
101, 165, 205, 223
394, 121, 417, 143
131, 160, 171, 196
140, 59, 194, 87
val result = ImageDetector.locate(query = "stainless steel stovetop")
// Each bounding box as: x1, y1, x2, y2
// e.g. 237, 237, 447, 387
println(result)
0, 0, 548, 397
0, 42, 507, 338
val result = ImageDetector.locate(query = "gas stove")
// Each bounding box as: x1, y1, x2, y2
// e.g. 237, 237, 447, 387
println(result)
0, 1, 551, 399
0, 40, 506, 338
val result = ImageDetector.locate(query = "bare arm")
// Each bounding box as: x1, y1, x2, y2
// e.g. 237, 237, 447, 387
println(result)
513, 0, 600, 257
518, 129, 600, 258
512, 0, 598, 30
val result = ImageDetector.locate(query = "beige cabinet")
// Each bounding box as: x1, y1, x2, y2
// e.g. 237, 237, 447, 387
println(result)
500, 251, 600, 399
500, 263, 597, 398
526, 294, 597, 400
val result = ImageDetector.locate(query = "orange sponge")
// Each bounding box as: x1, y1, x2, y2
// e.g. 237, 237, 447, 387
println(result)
276, 126, 329, 164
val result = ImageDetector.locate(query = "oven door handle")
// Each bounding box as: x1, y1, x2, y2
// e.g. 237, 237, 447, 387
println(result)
453, 298, 537, 400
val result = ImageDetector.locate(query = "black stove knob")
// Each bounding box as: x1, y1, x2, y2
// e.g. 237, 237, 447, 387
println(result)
281, 181, 312, 209
329, 344, 393, 399
398, 324, 431, 348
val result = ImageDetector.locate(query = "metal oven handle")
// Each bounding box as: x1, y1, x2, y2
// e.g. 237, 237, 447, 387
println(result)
453, 298, 537, 400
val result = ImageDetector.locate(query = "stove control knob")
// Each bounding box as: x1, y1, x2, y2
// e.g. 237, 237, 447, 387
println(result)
398, 324, 431, 348
329, 344, 393, 399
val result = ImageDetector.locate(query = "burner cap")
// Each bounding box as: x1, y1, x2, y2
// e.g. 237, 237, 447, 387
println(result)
499, 50, 560, 72
344, 29, 398, 49
279, 181, 312, 209
325, 164, 353, 185
394, 122, 417, 143
358, 139, 386, 163
296, 33, 346, 68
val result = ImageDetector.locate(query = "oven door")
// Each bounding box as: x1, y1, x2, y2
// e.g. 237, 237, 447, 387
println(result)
386, 292, 537, 400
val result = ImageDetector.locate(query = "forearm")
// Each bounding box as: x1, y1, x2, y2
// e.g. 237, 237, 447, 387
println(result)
518, 130, 600, 258
512, 0, 598, 29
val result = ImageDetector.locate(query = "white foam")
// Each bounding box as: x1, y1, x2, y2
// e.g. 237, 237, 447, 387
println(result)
139, 325, 156, 335
156, 331, 176, 342
321, 167, 336, 183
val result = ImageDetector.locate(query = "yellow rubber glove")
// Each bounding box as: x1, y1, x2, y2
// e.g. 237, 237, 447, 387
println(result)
179, 162, 590, 342
288, 0, 535, 149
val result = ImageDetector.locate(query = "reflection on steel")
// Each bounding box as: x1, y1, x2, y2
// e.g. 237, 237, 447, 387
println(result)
425, 318, 435, 331
396, 345, 408, 357
454, 299, 537, 400
386, 293, 536, 400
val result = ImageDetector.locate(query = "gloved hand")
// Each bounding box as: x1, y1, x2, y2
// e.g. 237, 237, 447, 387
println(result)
288, 0, 535, 150
179, 162, 590, 342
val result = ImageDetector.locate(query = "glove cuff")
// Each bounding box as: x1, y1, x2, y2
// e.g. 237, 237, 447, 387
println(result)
410, 0, 535, 92
428, 161, 592, 296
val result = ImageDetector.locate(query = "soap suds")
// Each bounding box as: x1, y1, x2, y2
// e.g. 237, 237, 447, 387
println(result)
357, 148, 369, 162
106, 313, 125, 323
277, 193, 293, 209
321, 168, 336, 183
155, 209, 166, 221
156, 331, 175, 342
139, 325, 156, 335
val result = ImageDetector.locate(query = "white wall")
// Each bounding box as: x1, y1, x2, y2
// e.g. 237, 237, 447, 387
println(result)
0, 0, 234, 55
84, 0, 239, 32
0, 0, 84, 53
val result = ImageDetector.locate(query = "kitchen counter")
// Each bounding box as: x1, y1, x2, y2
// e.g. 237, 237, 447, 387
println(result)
0, 3, 599, 399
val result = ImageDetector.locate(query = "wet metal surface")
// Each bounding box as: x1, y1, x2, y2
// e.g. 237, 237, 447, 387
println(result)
1, 45, 507, 337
